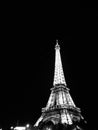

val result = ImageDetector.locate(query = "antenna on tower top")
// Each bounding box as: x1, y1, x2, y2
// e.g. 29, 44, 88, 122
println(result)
55, 39, 60, 49
56, 39, 58, 45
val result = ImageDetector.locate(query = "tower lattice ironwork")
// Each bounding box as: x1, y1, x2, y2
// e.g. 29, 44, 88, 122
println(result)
34, 40, 85, 130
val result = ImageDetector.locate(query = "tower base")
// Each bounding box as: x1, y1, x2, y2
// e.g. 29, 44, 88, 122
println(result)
35, 122, 86, 130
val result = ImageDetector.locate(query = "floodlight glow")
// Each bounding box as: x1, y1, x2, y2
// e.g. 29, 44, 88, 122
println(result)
26, 124, 30, 128
14, 127, 26, 130
11, 126, 14, 129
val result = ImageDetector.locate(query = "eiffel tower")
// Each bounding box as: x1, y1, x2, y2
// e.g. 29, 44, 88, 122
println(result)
34, 40, 86, 130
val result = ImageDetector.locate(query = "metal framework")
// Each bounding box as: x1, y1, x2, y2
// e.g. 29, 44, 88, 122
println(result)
34, 40, 85, 130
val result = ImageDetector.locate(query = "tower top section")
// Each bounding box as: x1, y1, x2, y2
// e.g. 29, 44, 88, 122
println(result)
53, 40, 67, 87
55, 39, 60, 50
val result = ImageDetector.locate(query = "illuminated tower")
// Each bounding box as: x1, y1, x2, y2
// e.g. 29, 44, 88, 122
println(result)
34, 40, 85, 130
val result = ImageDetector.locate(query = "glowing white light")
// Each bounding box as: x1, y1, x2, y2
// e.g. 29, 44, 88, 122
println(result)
14, 127, 26, 130
26, 124, 30, 128
10, 126, 14, 129
53, 44, 66, 86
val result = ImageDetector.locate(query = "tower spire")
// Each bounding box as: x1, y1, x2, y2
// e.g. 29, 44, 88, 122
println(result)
55, 39, 60, 50
53, 40, 67, 86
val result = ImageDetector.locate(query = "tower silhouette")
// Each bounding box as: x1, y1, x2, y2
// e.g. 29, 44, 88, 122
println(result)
34, 40, 85, 130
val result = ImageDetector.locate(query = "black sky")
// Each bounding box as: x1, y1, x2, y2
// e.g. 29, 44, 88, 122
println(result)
0, 7, 98, 129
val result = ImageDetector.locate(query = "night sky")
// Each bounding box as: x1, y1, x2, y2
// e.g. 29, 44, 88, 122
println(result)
0, 7, 98, 129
